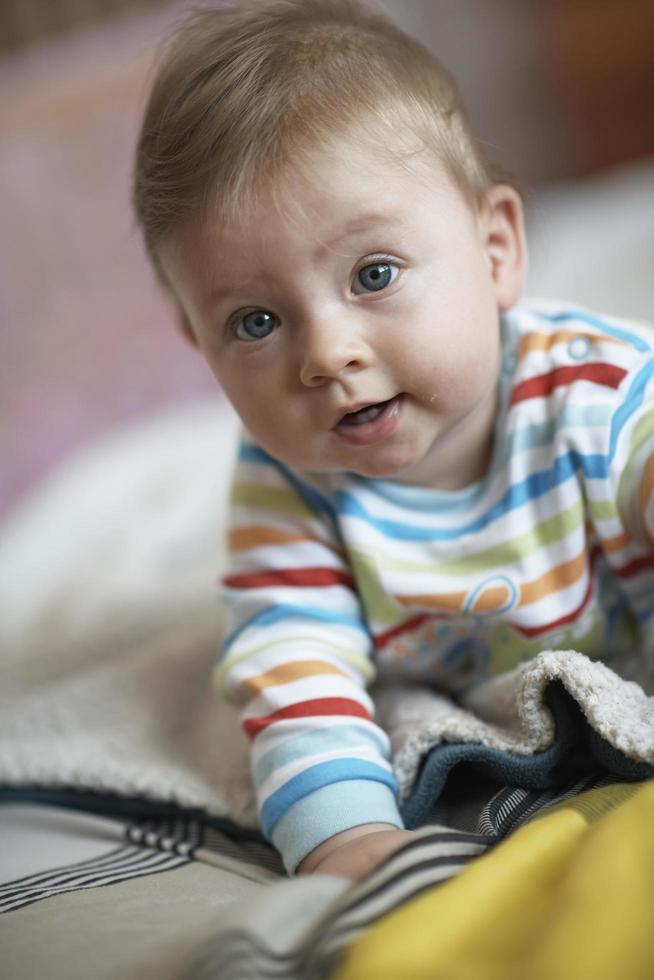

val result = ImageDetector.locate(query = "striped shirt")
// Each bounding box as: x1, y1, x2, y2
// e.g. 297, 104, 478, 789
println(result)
216, 301, 654, 871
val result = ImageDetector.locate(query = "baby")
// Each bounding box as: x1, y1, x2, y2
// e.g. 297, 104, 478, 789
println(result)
133, 0, 654, 879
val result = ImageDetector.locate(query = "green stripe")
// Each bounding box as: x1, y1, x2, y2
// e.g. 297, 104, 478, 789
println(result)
232, 482, 315, 518
615, 408, 654, 524
353, 499, 585, 578
628, 407, 654, 457
348, 549, 406, 626
587, 497, 618, 522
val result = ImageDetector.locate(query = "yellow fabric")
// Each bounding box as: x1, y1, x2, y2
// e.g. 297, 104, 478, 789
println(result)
336, 781, 654, 980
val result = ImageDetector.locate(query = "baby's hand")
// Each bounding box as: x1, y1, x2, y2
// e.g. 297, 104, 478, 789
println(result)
296, 824, 415, 880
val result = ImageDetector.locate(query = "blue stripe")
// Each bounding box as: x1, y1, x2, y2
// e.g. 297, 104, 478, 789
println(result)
608, 358, 654, 461
334, 450, 608, 542
506, 420, 555, 455
537, 309, 652, 353
260, 758, 397, 837
509, 407, 611, 454
254, 724, 389, 785
220, 602, 368, 653
239, 442, 336, 520
559, 403, 613, 428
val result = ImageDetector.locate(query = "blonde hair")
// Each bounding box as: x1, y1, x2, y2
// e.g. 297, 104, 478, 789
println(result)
134, 0, 499, 277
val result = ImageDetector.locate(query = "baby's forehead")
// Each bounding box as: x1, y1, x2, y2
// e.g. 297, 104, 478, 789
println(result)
205, 139, 450, 236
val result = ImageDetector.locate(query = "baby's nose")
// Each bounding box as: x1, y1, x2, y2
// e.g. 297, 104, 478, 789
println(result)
298, 320, 371, 387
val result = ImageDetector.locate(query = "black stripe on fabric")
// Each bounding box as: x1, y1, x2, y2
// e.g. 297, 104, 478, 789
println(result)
338, 830, 491, 903
0, 847, 181, 904
6, 849, 182, 903
127, 819, 199, 858
371, 828, 493, 867
478, 773, 605, 837
200, 828, 284, 874
510, 790, 560, 829
0, 845, 139, 894
484, 788, 534, 835
325, 869, 475, 956
125, 817, 285, 874
334, 845, 487, 921
0, 850, 188, 915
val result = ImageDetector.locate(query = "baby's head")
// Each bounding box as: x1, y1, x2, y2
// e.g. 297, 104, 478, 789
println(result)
134, 0, 527, 488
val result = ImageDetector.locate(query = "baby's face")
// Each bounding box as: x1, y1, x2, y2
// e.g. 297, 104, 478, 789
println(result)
163, 138, 525, 488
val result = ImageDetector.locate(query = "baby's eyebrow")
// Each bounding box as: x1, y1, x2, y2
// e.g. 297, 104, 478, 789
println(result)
204, 272, 263, 310
318, 212, 398, 255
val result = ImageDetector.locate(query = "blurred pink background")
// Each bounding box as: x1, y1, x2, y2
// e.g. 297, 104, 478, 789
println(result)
1, 0, 653, 517
0, 8, 218, 515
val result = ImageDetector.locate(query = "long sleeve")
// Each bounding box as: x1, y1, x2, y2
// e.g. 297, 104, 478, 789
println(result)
214, 438, 402, 872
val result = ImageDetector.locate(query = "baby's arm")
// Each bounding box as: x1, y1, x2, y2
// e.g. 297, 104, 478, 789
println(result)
217, 440, 404, 874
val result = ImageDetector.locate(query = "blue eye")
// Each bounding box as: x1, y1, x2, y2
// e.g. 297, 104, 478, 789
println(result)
355, 262, 397, 293
235, 309, 278, 341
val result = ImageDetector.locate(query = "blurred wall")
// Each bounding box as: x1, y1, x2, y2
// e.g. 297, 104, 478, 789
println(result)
0, 0, 163, 52
387, 0, 654, 184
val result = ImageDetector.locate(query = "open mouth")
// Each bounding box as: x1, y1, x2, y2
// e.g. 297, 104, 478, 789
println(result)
338, 398, 395, 427
334, 395, 403, 446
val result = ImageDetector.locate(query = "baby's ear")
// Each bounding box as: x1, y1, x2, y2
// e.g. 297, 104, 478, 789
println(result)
176, 309, 199, 348
481, 184, 527, 312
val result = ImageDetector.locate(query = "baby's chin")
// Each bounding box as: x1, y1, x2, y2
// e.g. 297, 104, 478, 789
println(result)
257, 433, 427, 481
302, 451, 426, 482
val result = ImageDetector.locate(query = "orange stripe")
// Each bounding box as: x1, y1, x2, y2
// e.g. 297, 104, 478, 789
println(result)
601, 531, 631, 554
229, 525, 313, 551
395, 590, 467, 612
518, 330, 624, 361
229, 526, 344, 560
395, 550, 588, 613
241, 660, 347, 697
519, 550, 586, 605
398, 583, 522, 614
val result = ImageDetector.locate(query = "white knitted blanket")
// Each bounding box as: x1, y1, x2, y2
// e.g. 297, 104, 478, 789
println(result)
1, 400, 653, 829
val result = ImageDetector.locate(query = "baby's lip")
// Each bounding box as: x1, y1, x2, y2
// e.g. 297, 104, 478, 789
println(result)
332, 398, 393, 428
333, 395, 404, 445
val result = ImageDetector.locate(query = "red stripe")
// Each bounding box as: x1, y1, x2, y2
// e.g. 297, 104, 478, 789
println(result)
510, 363, 626, 406
517, 586, 592, 638
243, 697, 372, 739
613, 554, 654, 579
224, 567, 356, 589
375, 613, 432, 649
